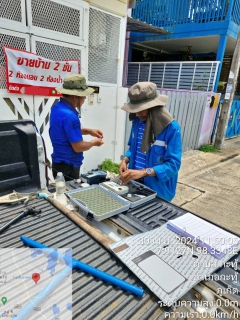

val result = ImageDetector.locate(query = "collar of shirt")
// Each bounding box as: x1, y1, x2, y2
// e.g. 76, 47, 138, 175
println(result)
59, 97, 79, 116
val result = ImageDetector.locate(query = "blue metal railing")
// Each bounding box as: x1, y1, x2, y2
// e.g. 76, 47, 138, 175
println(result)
226, 100, 240, 138
232, 0, 240, 25
132, 0, 238, 28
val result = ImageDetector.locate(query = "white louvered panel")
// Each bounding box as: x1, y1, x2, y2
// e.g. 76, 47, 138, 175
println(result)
126, 62, 220, 92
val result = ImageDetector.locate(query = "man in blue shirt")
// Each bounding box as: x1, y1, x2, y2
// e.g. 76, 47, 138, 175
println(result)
119, 82, 182, 201
50, 74, 104, 180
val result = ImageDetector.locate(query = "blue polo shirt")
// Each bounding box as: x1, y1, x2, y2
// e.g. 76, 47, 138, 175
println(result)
49, 98, 83, 167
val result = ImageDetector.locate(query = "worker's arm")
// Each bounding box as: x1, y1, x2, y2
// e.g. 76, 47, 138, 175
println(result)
62, 115, 104, 152
119, 124, 134, 174
71, 138, 104, 152
152, 123, 182, 182
81, 127, 103, 139
119, 157, 129, 174
120, 168, 155, 184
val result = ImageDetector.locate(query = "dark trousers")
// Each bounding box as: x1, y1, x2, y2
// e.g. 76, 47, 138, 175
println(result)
52, 162, 80, 181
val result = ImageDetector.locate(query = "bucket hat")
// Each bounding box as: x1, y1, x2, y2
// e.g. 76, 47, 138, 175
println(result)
122, 82, 168, 113
56, 74, 94, 96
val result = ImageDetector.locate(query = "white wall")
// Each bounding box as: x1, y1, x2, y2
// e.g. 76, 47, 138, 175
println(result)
81, 86, 128, 172
0, 0, 128, 181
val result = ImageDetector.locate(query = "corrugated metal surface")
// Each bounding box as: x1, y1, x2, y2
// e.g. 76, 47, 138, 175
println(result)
111, 197, 240, 303
0, 199, 167, 320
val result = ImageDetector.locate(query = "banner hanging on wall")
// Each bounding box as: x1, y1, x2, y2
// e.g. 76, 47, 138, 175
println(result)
3, 46, 80, 96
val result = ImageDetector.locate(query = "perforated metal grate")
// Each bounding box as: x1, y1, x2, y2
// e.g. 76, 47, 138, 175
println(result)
0, 33, 27, 89
35, 41, 81, 66
88, 8, 121, 84
31, 0, 80, 36
71, 188, 124, 216
0, 0, 22, 22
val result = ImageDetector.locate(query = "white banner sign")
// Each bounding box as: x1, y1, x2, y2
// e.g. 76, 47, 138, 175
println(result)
3, 46, 80, 96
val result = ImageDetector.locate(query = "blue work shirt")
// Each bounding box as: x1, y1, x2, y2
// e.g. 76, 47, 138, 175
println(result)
124, 117, 182, 201
49, 98, 83, 167
134, 121, 147, 170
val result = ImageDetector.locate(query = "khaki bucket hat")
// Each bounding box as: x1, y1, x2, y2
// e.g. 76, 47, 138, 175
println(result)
122, 82, 168, 113
56, 74, 94, 96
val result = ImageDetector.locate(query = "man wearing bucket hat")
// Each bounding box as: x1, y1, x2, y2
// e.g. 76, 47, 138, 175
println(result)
49, 74, 104, 180
119, 82, 182, 201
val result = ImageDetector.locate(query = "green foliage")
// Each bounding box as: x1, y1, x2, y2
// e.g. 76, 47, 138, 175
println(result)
199, 144, 219, 153
101, 158, 120, 174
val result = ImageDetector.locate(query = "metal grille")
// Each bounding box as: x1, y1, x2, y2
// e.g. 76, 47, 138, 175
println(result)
0, 0, 22, 22
88, 8, 121, 84
35, 41, 81, 65
126, 62, 219, 92
0, 33, 27, 89
31, 0, 80, 36
70, 187, 125, 215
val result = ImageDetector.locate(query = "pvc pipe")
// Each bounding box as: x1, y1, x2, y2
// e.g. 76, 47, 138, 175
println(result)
38, 193, 51, 200
20, 236, 144, 297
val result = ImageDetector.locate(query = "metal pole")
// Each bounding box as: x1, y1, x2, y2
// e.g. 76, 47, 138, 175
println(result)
214, 28, 240, 149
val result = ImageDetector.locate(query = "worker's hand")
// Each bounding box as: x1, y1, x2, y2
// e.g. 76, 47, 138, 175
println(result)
119, 158, 128, 174
92, 138, 104, 147
89, 129, 103, 139
120, 169, 145, 185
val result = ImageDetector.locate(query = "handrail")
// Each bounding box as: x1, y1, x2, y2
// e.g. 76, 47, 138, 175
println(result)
132, 0, 235, 27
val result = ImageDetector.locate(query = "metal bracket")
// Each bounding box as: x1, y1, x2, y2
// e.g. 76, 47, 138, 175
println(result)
86, 212, 94, 221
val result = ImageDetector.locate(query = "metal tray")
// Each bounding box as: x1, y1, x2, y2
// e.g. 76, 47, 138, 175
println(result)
65, 185, 130, 221
100, 180, 157, 208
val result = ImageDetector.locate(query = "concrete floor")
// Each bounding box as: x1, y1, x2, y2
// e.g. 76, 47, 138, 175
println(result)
172, 137, 240, 236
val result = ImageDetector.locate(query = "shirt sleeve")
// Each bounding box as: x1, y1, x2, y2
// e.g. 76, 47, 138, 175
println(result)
63, 113, 83, 143
153, 122, 182, 182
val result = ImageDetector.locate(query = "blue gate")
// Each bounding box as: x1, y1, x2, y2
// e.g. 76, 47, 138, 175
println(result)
226, 100, 240, 138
